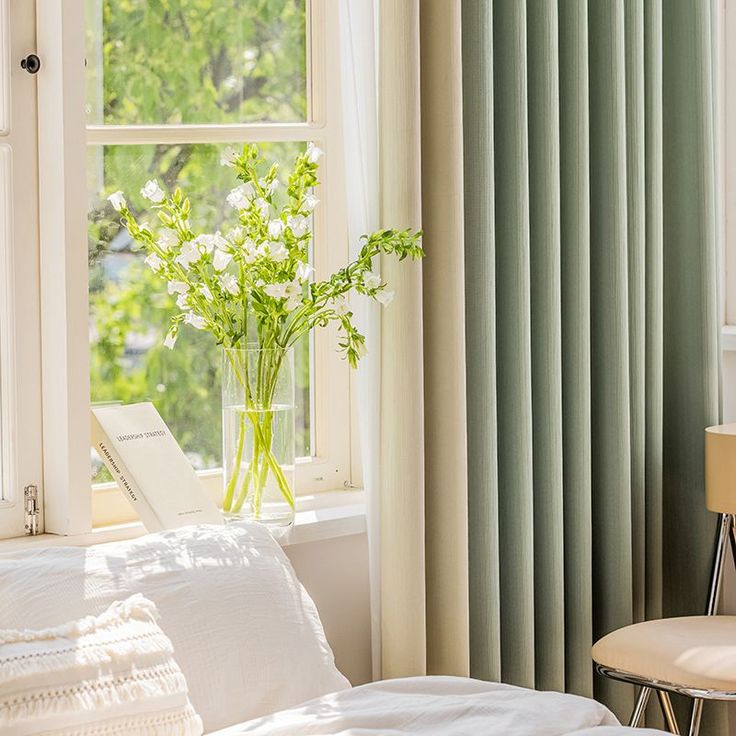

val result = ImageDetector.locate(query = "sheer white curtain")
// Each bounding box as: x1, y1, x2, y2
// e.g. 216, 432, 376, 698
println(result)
340, 0, 469, 680
338, 0, 382, 679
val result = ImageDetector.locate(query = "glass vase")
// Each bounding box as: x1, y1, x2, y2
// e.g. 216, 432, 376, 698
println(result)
221, 346, 295, 528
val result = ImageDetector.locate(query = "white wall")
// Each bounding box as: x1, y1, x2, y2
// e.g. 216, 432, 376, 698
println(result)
286, 532, 372, 686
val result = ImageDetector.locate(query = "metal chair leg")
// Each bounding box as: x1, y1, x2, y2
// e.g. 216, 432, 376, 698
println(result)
656, 690, 681, 734
687, 698, 703, 736
629, 687, 651, 727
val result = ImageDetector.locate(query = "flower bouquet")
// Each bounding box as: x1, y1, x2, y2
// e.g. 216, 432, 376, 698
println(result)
110, 143, 423, 526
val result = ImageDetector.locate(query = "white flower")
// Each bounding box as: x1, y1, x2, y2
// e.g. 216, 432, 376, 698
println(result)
260, 177, 279, 195
363, 270, 382, 290
107, 191, 126, 211
284, 280, 302, 311
268, 241, 289, 263
243, 239, 265, 264
220, 147, 239, 167
183, 312, 207, 330
140, 179, 165, 203
175, 241, 200, 268
163, 330, 178, 350
200, 285, 214, 302
226, 184, 254, 209
376, 289, 395, 307
303, 193, 319, 211
194, 231, 227, 254
219, 273, 239, 296
268, 219, 285, 238
330, 295, 350, 316
254, 198, 270, 217
144, 253, 164, 272
306, 142, 323, 163
296, 261, 314, 282
176, 293, 189, 310
228, 226, 243, 242
213, 248, 233, 271
158, 230, 178, 250
264, 282, 288, 299
167, 280, 190, 295
287, 214, 309, 237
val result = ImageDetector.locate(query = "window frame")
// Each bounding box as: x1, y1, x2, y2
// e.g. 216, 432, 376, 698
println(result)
24, 0, 354, 536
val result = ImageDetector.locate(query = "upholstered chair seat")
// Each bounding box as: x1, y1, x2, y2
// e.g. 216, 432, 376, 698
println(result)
592, 616, 736, 696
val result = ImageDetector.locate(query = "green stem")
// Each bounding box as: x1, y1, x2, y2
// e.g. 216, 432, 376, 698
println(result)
222, 410, 246, 512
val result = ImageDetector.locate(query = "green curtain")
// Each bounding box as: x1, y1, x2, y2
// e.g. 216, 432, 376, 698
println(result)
462, 0, 721, 726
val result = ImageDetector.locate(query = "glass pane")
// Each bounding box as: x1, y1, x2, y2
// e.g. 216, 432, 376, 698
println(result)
88, 142, 312, 484
85, 0, 307, 125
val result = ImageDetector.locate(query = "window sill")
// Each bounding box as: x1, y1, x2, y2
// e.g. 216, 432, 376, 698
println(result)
723, 325, 736, 351
0, 489, 366, 551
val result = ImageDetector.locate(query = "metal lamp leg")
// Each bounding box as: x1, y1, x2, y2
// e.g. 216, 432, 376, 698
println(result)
629, 687, 651, 727
657, 690, 681, 734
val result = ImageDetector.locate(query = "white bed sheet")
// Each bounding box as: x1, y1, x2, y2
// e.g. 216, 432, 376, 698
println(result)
208, 677, 668, 735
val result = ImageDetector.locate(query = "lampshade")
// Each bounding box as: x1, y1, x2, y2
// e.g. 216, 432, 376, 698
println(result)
705, 424, 736, 514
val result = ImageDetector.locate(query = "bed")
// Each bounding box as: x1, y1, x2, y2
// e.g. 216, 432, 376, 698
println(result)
209, 676, 668, 735
0, 523, 669, 735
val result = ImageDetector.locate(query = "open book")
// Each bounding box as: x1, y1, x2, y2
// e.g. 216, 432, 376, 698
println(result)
91, 402, 223, 531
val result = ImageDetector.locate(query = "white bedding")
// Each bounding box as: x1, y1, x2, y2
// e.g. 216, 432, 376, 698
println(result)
208, 677, 668, 735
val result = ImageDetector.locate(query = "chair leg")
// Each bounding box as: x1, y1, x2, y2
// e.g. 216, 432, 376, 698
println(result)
687, 698, 703, 736
656, 690, 681, 734
629, 687, 651, 727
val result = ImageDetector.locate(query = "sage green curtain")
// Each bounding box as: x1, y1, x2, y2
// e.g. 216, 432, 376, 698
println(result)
463, 0, 721, 724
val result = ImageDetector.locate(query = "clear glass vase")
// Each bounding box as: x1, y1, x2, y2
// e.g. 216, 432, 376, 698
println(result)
221, 346, 295, 528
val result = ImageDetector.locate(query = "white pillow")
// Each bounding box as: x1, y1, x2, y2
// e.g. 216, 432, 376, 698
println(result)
0, 523, 350, 732
0, 594, 203, 736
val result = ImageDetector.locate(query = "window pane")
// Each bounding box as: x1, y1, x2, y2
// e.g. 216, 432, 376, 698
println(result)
88, 142, 312, 484
85, 0, 307, 125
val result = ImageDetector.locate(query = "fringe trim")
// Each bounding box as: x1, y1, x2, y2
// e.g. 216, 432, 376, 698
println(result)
0, 594, 158, 645
0, 630, 175, 682
51, 704, 203, 736
0, 662, 189, 727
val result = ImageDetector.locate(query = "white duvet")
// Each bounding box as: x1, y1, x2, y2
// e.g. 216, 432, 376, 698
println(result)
208, 677, 668, 735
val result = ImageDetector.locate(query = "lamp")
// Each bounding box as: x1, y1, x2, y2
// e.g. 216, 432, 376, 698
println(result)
705, 423, 736, 514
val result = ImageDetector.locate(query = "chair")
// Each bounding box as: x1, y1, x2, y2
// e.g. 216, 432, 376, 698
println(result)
592, 424, 736, 735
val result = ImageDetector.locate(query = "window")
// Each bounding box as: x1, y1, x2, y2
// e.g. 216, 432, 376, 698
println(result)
0, 0, 43, 538
0, 0, 351, 538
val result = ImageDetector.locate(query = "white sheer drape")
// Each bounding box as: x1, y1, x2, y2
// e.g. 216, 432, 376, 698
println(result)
338, 0, 382, 679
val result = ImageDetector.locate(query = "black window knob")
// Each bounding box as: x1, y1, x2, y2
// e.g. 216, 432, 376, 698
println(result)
20, 54, 41, 74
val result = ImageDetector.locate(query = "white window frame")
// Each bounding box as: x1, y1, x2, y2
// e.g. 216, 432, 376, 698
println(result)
9, 0, 355, 537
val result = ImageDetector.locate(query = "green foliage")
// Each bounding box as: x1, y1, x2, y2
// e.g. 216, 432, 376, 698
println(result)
87, 0, 306, 125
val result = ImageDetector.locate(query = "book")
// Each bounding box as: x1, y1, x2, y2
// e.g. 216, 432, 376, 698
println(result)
91, 402, 223, 531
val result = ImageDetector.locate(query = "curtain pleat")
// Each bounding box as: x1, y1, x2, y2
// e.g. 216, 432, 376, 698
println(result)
492, 0, 536, 690
527, 0, 565, 695
462, 0, 501, 685
464, 0, 721, 723
378, 0, 426, 680
558, 0, 593, 700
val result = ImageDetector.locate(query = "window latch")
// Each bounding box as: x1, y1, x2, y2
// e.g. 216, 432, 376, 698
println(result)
20, 54, 41, 75
24, 485, 40, 536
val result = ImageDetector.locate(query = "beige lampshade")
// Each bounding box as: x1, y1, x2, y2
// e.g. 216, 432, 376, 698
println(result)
705, 424, 736, 514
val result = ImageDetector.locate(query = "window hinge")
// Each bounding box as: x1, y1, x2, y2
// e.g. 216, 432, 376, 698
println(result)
24, 485, 40, 536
